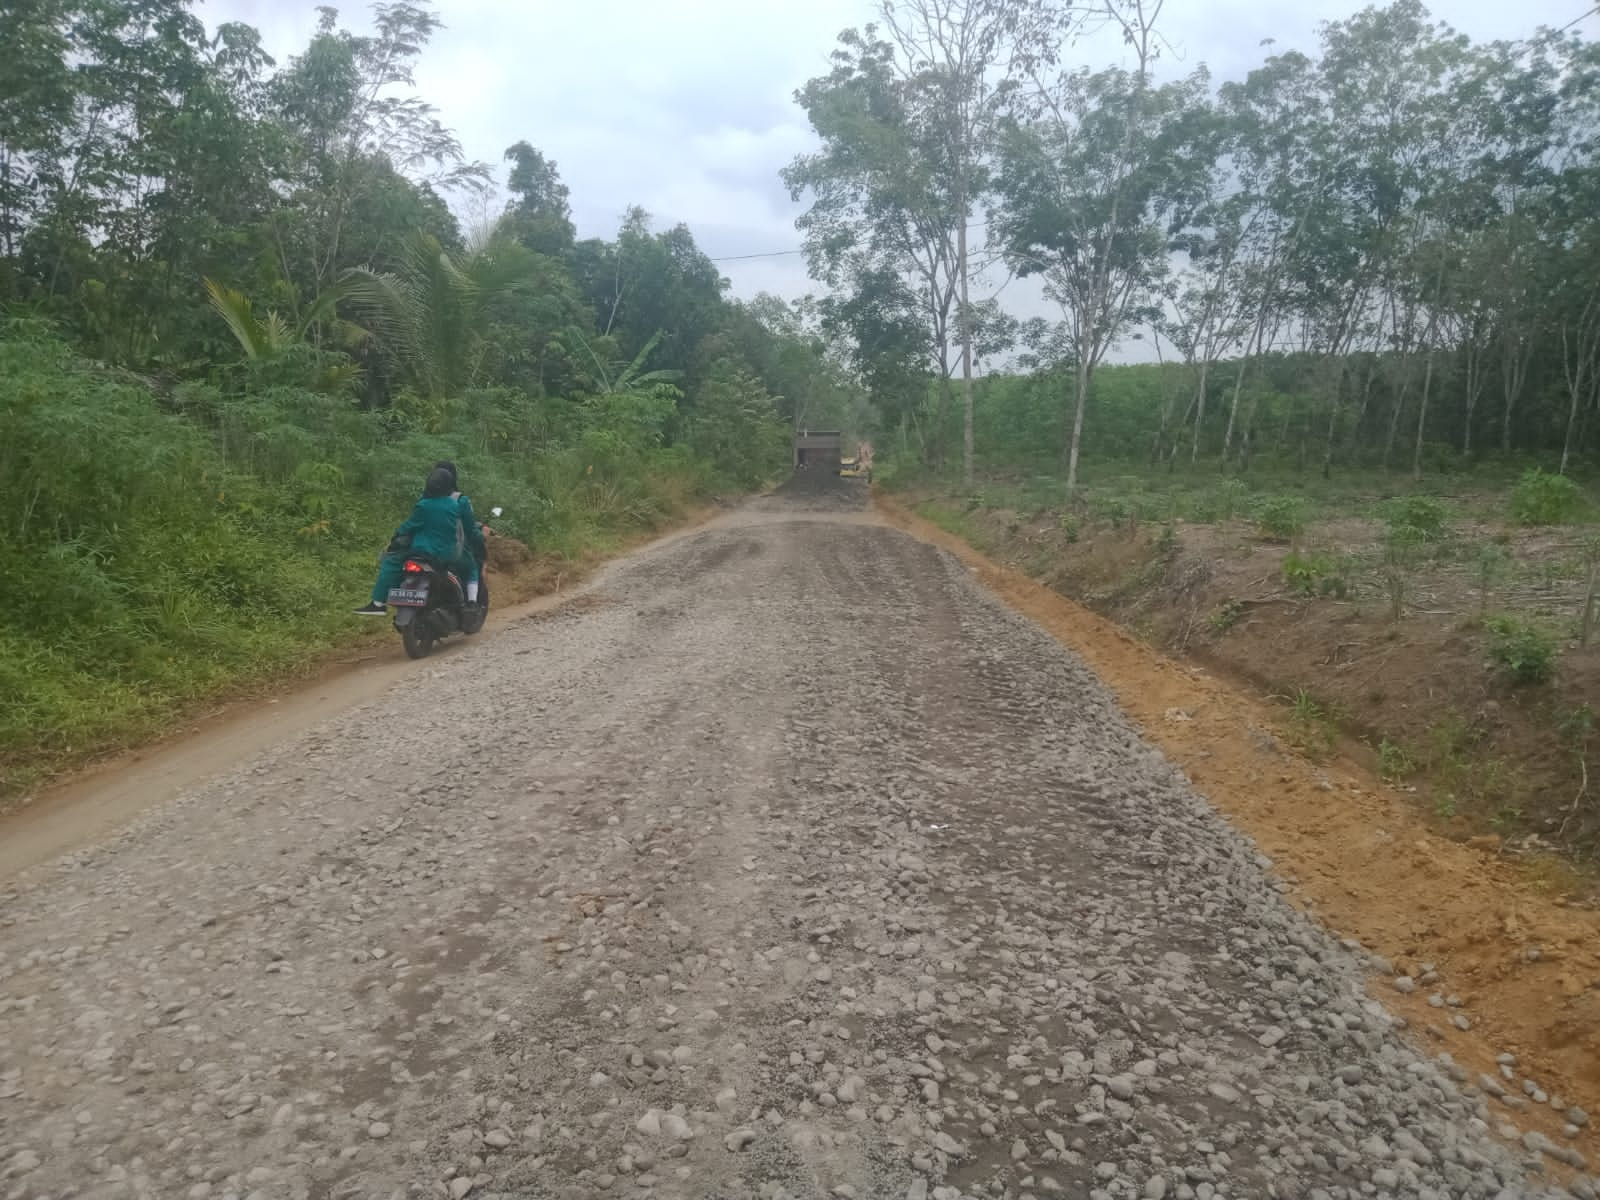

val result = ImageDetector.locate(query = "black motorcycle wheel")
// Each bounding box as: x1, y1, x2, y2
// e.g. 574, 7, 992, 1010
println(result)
400, 619, 435, 659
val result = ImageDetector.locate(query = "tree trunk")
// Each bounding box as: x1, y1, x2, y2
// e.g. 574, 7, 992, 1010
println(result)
1560, 304, 1600, 476
1150, 339, 1177, 465
1190, 360, 1211, 464
957, 219, 975, 488
1412, 350, 1435, 482
1560, 379, 1583, 477
1462, 332, 1487, 458
1501, 334, 1530, 454
1065, 359, 1091, 496
1322, 362, 1347, 480
934, 372, 955, 470
1220, 360, 1248, 469
1167, 389, 1199, 472
1220, 348, 1254, 468
1382, 304, 1419, 471
1383, 370, 1412, 472
1348, 355, 1378, 466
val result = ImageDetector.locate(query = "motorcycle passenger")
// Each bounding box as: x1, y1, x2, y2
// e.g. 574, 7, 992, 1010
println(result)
353, 466, 487, 615
430, 460, 487, 546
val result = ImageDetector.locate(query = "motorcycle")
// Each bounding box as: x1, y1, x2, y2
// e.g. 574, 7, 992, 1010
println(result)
387, 506, 502, 659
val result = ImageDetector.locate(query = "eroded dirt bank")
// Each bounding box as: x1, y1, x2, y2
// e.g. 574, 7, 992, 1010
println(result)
0, 478, 1593, 1200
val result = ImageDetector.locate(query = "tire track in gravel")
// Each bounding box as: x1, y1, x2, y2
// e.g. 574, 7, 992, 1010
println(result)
0, 480, 1590, 1200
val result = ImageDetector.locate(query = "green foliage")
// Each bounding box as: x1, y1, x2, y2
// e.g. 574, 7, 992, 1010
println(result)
0, 2, 871, 792
1483, 615, 1557, 684
1379, 496, 1451, 542
1281, 552, 1350, 598
1283, 688, 1339, 759
1378, 737, 1415, 781
1475, 540, 1512, 614
1559, 703, 1596, 749
682, 359, 790, 488
1510, 469, 1587, 526
1254, 496, 1307, 542
1379, 524, 1430, 621
0, 329, 784, 793
1214, 479, 1251, 520
1207, 598, 1244, 633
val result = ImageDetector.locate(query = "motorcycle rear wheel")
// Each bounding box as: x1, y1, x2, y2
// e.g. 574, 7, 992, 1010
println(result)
400, 619, 435, 659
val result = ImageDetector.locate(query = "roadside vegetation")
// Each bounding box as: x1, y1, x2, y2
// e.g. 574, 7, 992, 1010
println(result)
0, 3, 866, 796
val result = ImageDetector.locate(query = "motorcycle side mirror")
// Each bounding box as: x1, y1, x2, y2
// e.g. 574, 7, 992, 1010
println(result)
491, 506, 504, 518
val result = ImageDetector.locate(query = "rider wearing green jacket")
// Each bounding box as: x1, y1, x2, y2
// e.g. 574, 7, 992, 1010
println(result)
354, 462, 486, 615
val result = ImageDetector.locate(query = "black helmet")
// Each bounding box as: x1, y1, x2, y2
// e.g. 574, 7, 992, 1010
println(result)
433, 460, 458, 486
423, 467, 455, 498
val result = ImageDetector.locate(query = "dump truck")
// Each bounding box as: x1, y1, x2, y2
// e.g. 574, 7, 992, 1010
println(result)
793, 429, 842, 472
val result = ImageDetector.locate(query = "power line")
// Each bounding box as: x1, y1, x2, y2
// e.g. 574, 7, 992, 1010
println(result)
1559, 3, 1598, 30
710, 248, 807, 262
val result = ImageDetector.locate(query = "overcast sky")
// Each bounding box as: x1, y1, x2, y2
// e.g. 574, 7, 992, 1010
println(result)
204, 0, 1594, 333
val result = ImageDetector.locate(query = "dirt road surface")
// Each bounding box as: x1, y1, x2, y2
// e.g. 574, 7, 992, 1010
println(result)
1, 479, 1590, 1200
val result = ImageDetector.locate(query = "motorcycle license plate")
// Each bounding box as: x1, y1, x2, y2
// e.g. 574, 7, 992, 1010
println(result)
387, 585, 430, 606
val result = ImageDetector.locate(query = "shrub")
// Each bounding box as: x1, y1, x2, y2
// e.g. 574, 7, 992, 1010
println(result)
1208, 599, 1244, 632
1484, 616, 1557, 684
1380, 525, 1429, 621
1284, 687, 1338, 758
1281, 551, 1350, 598
1510, 468, 1586, 526
1474, 541, 1511, 615
1253, 496, 1305, 541
1378, 737, 1415, 781
1379, 495, 1450, 542
1215, 478, 1251, 520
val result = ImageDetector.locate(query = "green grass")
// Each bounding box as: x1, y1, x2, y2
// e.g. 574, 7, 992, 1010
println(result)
886, 455, 1597, 532
1282, 687, 1341, 759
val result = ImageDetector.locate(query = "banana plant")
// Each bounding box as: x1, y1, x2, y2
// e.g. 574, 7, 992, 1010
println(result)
573, 329, 682, 397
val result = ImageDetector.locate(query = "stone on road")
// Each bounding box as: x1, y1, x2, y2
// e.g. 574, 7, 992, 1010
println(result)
0, 478, 1582, 1199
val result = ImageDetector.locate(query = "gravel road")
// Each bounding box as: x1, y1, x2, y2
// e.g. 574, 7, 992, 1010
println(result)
2, 481, 1591, 1200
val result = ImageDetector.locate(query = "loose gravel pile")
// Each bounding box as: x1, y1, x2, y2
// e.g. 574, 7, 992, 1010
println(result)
0, 482, 1591, 1200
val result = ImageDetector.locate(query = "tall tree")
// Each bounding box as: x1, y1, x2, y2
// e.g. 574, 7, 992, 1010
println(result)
994, 17, 1212, 492
786, 23, 982, 471
268, 2, 487, 308
503, 140, 575, 258
876, 0, 1017, 484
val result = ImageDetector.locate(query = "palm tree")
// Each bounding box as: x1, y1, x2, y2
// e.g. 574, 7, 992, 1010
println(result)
203, 277, 366, 394
343, 231, 539, 400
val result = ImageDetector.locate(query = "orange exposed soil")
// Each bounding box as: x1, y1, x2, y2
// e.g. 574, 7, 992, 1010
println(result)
880, 492, 1600, 1153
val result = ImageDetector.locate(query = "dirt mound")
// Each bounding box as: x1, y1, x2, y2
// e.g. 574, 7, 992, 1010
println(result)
484, 530, 534, 573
